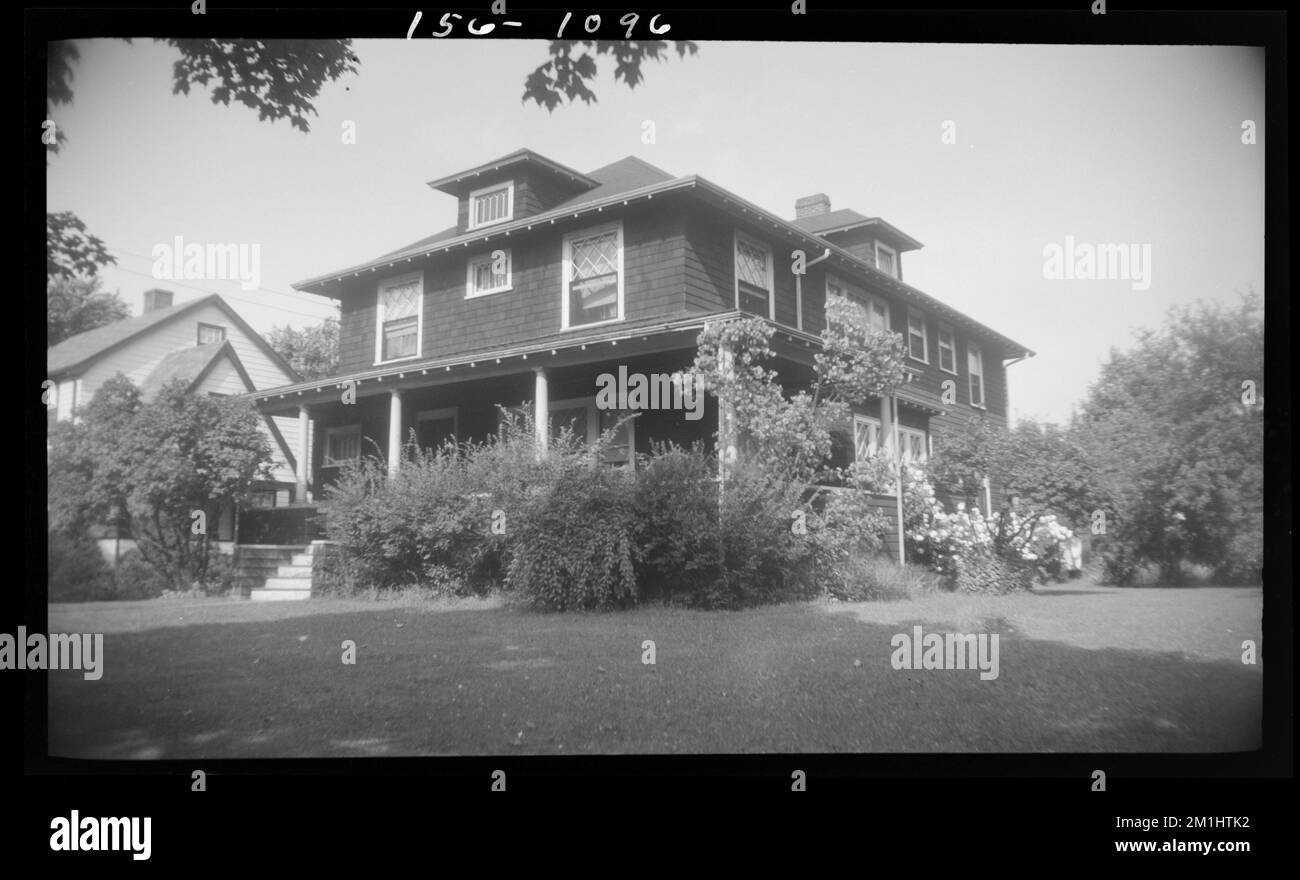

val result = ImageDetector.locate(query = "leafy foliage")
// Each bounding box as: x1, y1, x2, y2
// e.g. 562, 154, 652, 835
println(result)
48, 375, 274, 591
268, 317, 340, 381
523, 40, 698, 111
47, 275, 130, 345
47, 212, 116, 280
1075, 291, 1264, 584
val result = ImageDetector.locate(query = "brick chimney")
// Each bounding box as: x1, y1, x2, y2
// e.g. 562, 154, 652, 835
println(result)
142, 288, 174, 313
795, 193, 831, 219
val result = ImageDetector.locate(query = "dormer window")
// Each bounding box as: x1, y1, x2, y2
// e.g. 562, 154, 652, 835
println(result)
468, 181, 514, 230
875, 242, 899, 279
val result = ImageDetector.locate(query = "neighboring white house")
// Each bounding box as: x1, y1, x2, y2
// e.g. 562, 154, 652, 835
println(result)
47, 290, 305, 561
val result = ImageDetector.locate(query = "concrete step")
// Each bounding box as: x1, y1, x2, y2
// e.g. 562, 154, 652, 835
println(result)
249, 588, 311, 601
236, 545, 308, 559
263, 576, 312, 590
291, 554, 314, 566
275, 565, 313, 577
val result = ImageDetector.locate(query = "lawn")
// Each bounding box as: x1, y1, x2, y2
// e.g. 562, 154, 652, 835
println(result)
46, 584, 1262, 758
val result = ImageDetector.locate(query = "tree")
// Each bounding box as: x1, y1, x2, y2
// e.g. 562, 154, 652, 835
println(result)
47, 38, 359, 152
47, 275, 130, 345
268, 317, 340, 381
523, 40, 698, 111
47, 211, 115, 280
48, 375, 274, 590
1075, 291, 1264, 584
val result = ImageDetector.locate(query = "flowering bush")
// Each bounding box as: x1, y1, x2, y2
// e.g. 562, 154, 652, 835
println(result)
903, 465, 1076, 589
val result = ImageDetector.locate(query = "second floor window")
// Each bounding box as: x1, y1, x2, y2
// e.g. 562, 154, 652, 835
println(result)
468, 182, 514, 230
467, 249, 511, 297
907, 309, 928, 362
968, 344, 985, 408
197, 323, 226, 345
377, 274, 421, 362
734, 232, 773, 318
938, 327, 957, 374
564, 223, 623, 329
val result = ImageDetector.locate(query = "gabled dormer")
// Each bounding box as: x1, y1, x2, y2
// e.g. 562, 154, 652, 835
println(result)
427, 149, 603, 234
790, 194, 923, 280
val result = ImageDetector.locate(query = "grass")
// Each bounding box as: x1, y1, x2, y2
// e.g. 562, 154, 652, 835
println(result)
46, 581, 1262, 758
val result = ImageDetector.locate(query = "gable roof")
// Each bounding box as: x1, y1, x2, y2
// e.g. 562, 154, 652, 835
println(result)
137, 339, 238, 400
47, 293, 303, 384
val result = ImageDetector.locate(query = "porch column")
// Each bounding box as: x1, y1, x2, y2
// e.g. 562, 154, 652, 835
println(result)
885, 394, 905, 566
533, 367, 549, 453
717, 344, 737, 483
982, 474, 993, 518
387, 389, 403, 479
295, 405, 310, 503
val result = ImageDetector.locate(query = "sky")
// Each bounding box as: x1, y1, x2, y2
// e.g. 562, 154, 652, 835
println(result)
46, 39, 1265, 424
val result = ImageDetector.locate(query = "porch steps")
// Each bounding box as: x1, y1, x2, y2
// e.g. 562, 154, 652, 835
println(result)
235, 544, 314, 601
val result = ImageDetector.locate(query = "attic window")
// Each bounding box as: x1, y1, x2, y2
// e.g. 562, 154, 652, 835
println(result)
197, 323, 226, 345
468, 181, 514, 230
875, 242, 899, 279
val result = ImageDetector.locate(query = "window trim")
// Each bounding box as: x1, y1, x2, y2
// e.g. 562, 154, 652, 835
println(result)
197, 322, 226, 345
968, 342, 986, 409
561, 220, 625, 331
875, 241, 899, 279
852, 414, 883, 462
733, 229, 775, 321
415, 407, 459, 447
323, 425, 362, 468
907, 308, 929, 364
466, 180, 515, 231
897, 424, 929, 465
937, 325, 958, 375
466, 248, 512, 298
374, 271, 424, 366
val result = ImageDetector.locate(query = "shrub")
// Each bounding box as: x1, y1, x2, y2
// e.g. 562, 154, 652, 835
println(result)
322, 410, 593, 595
48, 530, 115, 602
631, 444, 722, 604
112, 550, 172, 600
507, 465, 639, 611
827, 552, 943, 602
953, 550, 1035, 594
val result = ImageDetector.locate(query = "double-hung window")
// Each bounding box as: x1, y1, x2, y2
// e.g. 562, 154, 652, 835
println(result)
197, 323, 226, 345
376, 274, 422, 363
968, 343, 985, 408
907, 308, 929, 363
467, 249, 511, 297
938, 326, 958, 374
734, 232, 773, 318
563, 223, 624, 329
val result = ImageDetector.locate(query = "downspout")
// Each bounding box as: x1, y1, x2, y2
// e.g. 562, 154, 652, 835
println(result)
795, 248, 832, 332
